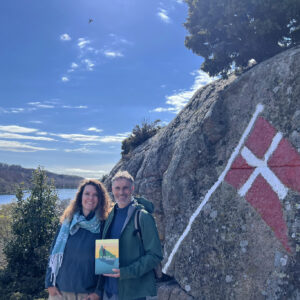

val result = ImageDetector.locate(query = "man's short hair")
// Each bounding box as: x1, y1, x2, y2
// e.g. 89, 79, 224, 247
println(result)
112, 170, 134, 185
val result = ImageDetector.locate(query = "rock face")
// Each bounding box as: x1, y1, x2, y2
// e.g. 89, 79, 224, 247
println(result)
107, 46, 300, 299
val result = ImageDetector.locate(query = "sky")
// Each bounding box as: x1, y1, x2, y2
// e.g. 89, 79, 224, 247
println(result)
0, 0, 214, 179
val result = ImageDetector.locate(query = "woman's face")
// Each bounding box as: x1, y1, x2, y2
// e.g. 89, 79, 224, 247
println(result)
81, 184, 99, 216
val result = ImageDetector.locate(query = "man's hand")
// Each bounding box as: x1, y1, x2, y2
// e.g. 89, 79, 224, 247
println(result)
103, 268, 120, 278
48, 286, 62, 297
83, 293, 100, 300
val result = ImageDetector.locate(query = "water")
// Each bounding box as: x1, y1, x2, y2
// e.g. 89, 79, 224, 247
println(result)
0, 189, 77, 205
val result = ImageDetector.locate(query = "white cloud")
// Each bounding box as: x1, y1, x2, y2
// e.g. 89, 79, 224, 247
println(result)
97, 133, 130, 143
71, 62, 79, 69
55, 132, 130, 143
0, 125, 37, 133
78, 38, 91, 49
64, 147, 93, 153
82, 59, 95, 71
61, 76, 69, 82
157, 8, 171, 23
0, 140, 55, 152
29, 120, 43, 124
11, 108, 25, 113
60, 33, 72, 41
175, 0, 184, 4
104, 51, 123, 58
35, 131, 48, 136
152, 70, 216, 114
87, 127, 103, 133
62, 105, 88, 109
28, 101, 55, 108
0, 132, 55, 141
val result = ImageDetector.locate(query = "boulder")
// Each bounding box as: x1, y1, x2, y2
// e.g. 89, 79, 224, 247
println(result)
107, 46, 300, 299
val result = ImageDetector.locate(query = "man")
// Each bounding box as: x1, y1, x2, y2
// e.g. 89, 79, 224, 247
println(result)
102, 171, 163, 300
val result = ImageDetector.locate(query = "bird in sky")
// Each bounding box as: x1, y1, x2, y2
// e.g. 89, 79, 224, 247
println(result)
89, 19, 93, 24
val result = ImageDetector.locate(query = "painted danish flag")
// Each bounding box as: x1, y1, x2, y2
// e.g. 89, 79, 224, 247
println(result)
225, 117, 300, 252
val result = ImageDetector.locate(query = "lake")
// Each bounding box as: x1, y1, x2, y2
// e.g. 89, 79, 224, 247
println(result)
0, 189, 77, 205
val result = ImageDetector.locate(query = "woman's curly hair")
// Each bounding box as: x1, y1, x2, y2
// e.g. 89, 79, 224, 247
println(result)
60, 179, 112, 223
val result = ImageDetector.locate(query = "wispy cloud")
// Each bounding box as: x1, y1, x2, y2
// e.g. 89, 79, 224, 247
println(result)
103, 50, 123, 58
152, 70, 216, 114
54, 132, 130, 143
64, 147, 93, 153
0, 132, 55, 141
29, 120, 43, 124
0, 125, 37, 133
157, 8, 171, 23
0, 140, 55, 152
60, 33, 71, 41
62, 105, 88, 109
78, 38, 91, 49
28, 102, 55, 108
61, 76, 69, 82
87, 127, 103, 133
82, 59, 95, 71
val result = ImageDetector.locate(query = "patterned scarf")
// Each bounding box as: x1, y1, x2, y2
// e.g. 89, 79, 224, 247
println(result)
49, 211, 100, 285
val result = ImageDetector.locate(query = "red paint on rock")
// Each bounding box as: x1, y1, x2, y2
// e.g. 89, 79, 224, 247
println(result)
224, 116, 299, 253
245, 117, 276, 159
246, 175, 291, 252
269, 138, 300, 193
225, 155, 254, 189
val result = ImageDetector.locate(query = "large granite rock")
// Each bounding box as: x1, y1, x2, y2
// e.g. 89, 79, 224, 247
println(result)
107, 46, 300, 299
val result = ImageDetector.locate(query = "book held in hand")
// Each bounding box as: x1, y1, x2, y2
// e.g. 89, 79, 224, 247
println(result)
95, 239, 119, 274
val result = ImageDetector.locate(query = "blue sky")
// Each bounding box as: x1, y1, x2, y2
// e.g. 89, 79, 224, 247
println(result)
0, 0, 213, 178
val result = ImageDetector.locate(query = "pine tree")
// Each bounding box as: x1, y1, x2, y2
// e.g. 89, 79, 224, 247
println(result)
1, 167, 59, 299
184, 0, 300, 77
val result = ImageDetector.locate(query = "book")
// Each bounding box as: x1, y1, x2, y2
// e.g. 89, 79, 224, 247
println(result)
95, 239, 119, 274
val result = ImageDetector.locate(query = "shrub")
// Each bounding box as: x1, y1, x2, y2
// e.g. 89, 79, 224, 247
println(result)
0, 167, 59, 299
121, 120, 161, 156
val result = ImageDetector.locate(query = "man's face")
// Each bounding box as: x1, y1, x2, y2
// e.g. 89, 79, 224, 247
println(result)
112, 178, 134, 208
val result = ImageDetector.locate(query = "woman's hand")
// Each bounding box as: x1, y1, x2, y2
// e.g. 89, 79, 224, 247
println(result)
103, 268, 120, 278
48, 286, 62, 297
83, 293, 100, 300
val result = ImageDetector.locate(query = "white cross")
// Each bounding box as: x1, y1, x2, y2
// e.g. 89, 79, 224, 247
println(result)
238, 132, 288, 200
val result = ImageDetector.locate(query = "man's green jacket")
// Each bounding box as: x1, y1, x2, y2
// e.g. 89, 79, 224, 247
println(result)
102, 197, 163, 300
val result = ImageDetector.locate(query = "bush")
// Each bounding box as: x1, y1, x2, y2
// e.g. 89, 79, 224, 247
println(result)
0, 167, 59, 299
121, 120, 161, 156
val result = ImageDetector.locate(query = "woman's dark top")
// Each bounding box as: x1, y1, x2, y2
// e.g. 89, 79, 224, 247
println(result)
45, 211, 102, 296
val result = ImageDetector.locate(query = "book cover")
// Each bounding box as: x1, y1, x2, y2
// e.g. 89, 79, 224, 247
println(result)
95, 239, 119, 274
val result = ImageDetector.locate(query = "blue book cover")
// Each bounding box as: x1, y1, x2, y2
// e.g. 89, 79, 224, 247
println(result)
95, 239, 119, 274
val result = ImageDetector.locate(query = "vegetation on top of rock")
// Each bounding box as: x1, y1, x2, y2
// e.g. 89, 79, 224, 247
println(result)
0, 167, 59, 299
184, 0, 300, 77
0, 162, 83, 194
121, 120, 162, 156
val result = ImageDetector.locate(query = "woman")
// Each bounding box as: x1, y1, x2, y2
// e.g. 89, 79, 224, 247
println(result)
45, 179, 111, 300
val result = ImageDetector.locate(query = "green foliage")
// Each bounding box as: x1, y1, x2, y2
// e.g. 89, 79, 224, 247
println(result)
184, 0, 300, 77
121, 120, 162, 156
0, 203, 15, 269
0, 167, 59, 299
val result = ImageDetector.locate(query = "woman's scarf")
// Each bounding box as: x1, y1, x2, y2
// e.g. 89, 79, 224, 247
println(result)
49, 211, 100, 286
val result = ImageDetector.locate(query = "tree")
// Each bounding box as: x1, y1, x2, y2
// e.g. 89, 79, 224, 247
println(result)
1, 167, 59, 299
121, 120, 162, 156
184, 0, 300, 77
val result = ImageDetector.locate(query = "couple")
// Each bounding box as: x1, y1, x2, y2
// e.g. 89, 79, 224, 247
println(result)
45, 171, 163, 300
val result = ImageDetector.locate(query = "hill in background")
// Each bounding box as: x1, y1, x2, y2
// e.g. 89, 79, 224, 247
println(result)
0, 163, 83, 194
